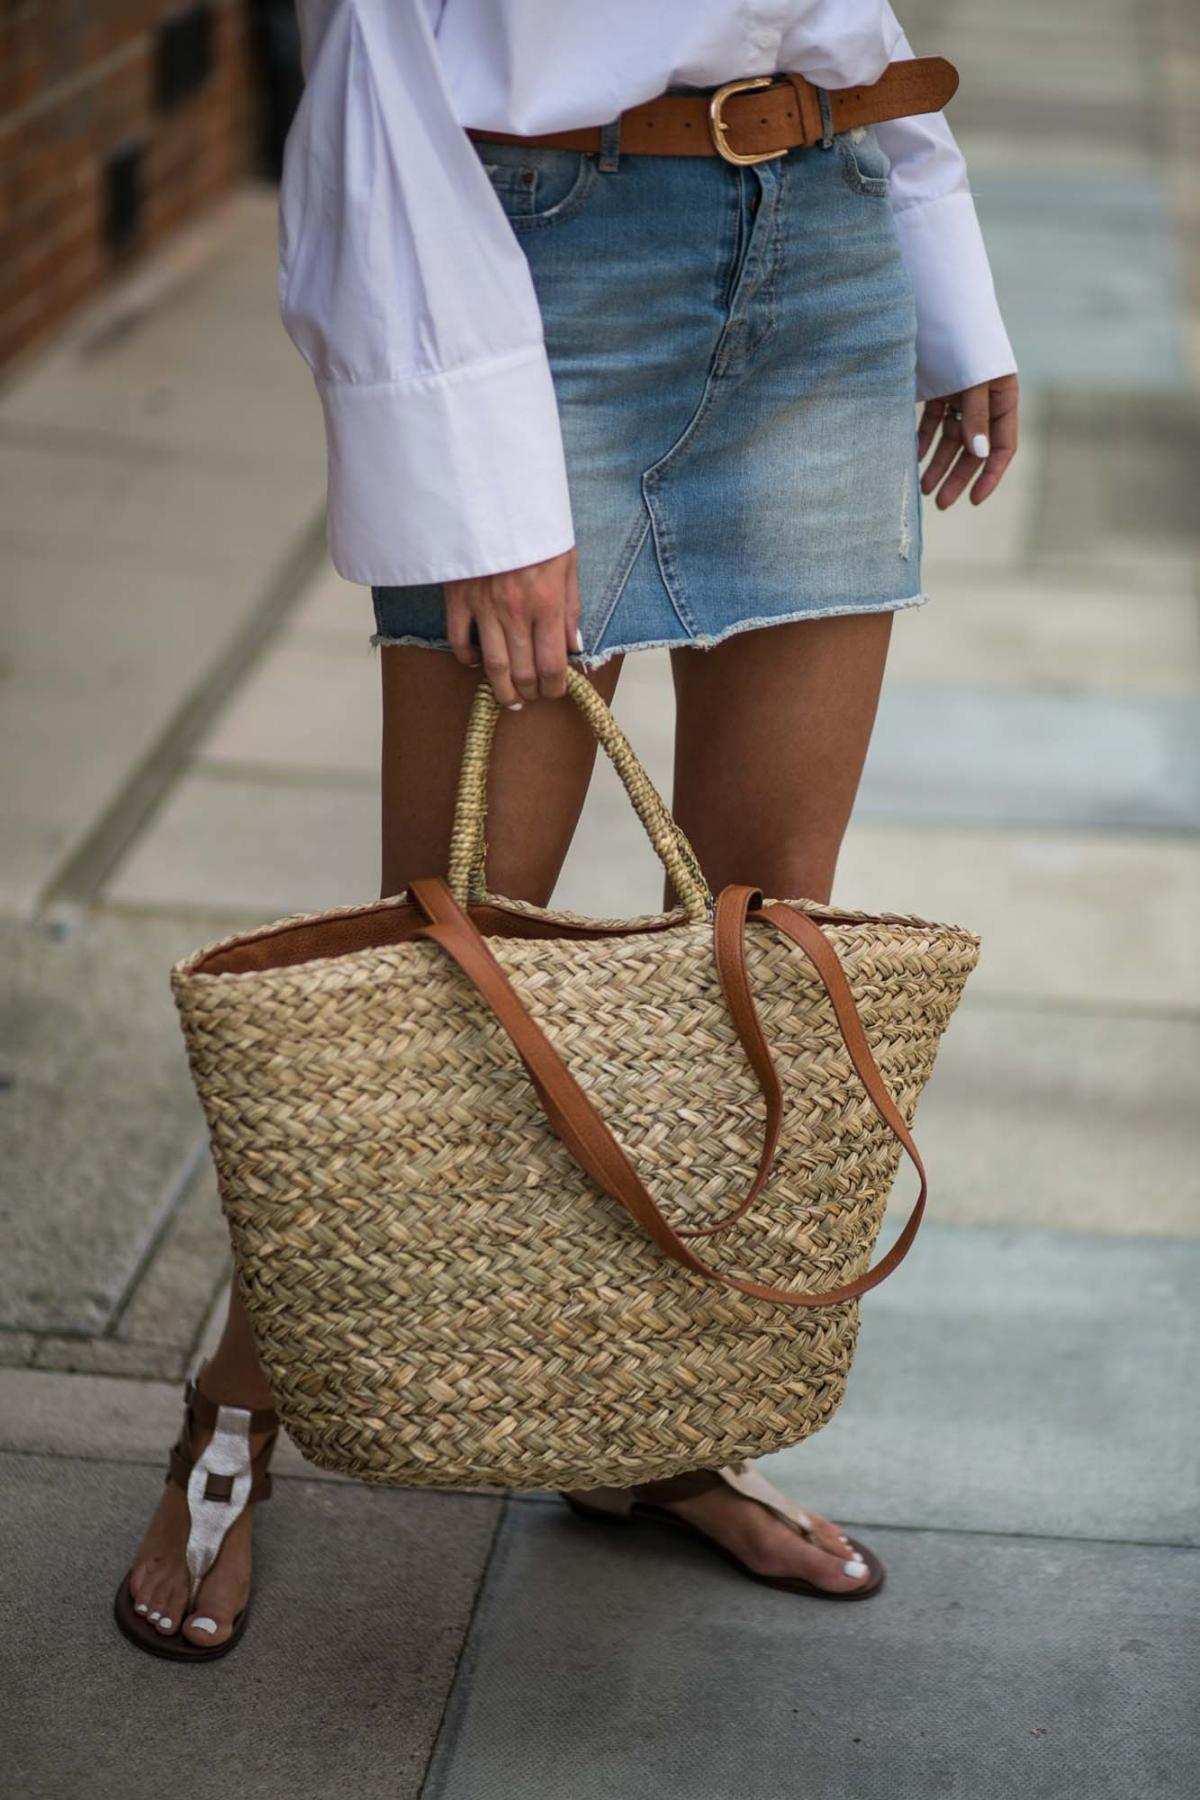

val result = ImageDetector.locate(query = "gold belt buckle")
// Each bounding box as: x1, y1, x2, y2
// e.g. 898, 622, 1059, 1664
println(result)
708, 76, 782, 166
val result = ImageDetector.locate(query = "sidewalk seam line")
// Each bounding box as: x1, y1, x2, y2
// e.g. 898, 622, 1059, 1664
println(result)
37, 510, 328, 917
101, 1134, 209, 1340
418, 1497, 514, 1800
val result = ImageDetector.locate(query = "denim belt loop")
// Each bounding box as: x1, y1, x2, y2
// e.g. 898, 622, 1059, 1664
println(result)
598, 116, 622, 172
816, 87, 835, 150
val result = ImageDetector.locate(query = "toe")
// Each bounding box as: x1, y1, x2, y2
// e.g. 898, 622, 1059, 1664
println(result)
128, 1560, 155, 1609
132, 1560, 188, 1630
796, 1537, 874, 1594
182, 1611, 232, 1648
801, 1508, 856, 1560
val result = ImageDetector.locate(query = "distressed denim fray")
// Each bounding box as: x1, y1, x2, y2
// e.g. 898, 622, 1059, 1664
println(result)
372, 125, 924, 668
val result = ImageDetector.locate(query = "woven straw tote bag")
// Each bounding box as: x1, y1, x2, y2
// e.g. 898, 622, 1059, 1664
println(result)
172, 670, 979, 1492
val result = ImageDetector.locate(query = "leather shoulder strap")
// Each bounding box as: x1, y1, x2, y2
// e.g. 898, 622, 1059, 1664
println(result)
408, 878, 927, 1311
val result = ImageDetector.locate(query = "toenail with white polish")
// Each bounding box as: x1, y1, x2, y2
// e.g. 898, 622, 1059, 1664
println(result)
190, 1617, 219, 1635
158, 1617, 173, 1631
844, 1558, 868, 1579
135, 1603, 149, 1615
149, 1610, 161, 1621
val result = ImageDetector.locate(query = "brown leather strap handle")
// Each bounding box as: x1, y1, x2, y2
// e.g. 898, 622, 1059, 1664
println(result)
408, 877, 927, 1310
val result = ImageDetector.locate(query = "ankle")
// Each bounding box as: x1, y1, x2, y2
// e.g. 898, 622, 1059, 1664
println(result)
193, 1359, 275, 1416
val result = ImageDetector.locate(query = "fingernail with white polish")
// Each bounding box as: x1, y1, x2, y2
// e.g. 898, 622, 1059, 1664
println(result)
844, 1558, 869, 1579
507, 702, 523, 712
573, 629, 584, 653
190, 1617, 219, 1635
971, 433, 990, 459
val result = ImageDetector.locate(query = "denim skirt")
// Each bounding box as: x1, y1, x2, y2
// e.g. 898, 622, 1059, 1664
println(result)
372, 126, 924, 667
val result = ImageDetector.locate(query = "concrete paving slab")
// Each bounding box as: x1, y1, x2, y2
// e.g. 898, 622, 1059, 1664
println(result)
760, 1225, 1200, 1545
954, 131, 1157, 180
887, 577, 1200, 693
112, 1157, 230, 1352
290, 565, 373, 641
1, 1451, 499, 1800
0, 192, 320, 474
967, 174, 1184, 386
203, 635, 379, 777
1034, 389, 1200, 562
0, 915, 231, 1333
425, 1499, 1198, 1800
861, 687, 1200, 830
0, 1333, 37, 1368
29, 1337, 190, 1379
103, 772, 380, 918
914, 999, 1200, 1237
0, 428, 320, 580
834, 822, 1199, 1010
1, 556, 281, 917
0, 188, 324, 918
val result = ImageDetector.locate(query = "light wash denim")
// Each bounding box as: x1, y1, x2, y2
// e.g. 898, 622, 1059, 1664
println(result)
373, 125, 923, 666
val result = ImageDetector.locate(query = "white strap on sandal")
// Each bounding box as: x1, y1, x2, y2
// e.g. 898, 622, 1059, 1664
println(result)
717, 1459, 817, 1537
184, 1403, 255, 1603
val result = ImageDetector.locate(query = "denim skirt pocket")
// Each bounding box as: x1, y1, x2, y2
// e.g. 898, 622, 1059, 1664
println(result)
476, 143, 600, 229
836, 126, 891, 198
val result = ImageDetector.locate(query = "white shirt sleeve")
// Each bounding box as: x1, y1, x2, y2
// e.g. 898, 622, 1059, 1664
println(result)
279, 0, 575, 587
874, 11, 1017, 400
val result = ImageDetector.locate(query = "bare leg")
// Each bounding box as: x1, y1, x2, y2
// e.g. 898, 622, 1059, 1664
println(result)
669, 612, 892, 905
129, 648, 621, 1645
380, 646, 622, 902
650, 612, 893, 1591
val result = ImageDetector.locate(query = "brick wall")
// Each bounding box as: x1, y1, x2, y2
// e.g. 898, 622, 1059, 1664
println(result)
0, 1, 258, 370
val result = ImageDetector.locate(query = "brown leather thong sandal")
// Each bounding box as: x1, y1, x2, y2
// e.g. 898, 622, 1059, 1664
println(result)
113, 1373, 279, 1661
562, 1460, 885, 1601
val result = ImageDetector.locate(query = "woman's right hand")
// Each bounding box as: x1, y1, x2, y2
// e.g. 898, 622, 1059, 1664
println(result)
444, 548, 581, 708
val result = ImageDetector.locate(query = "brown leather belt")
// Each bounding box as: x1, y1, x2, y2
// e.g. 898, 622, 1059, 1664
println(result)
469, 58, 958, 167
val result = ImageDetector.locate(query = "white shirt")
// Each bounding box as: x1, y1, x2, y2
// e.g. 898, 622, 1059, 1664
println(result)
280, 2, 1017, 587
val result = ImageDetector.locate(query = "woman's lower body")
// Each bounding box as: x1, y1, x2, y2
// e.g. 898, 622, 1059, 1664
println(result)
126, 128, 920, 1648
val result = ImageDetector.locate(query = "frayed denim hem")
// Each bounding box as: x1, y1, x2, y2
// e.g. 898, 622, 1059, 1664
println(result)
369, 632, 455, 652
575, 591, 928, 669
369, 591, 927, 665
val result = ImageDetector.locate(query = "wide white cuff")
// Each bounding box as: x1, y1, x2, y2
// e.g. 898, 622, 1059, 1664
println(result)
893, 189, 1017, 400
319, 344, 575, 587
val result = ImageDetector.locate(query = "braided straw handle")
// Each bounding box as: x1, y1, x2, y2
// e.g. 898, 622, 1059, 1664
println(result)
447, 668, 713, 921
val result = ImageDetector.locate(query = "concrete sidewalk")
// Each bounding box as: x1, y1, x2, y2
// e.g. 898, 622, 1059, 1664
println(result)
2, 2, 1198, 1794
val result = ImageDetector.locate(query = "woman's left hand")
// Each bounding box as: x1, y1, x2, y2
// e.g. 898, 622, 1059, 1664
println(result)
918, 372, 1019, 509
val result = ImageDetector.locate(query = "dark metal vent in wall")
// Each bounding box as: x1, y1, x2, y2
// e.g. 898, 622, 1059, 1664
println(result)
155, 3, 216, 112
104, 141, 145, 254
